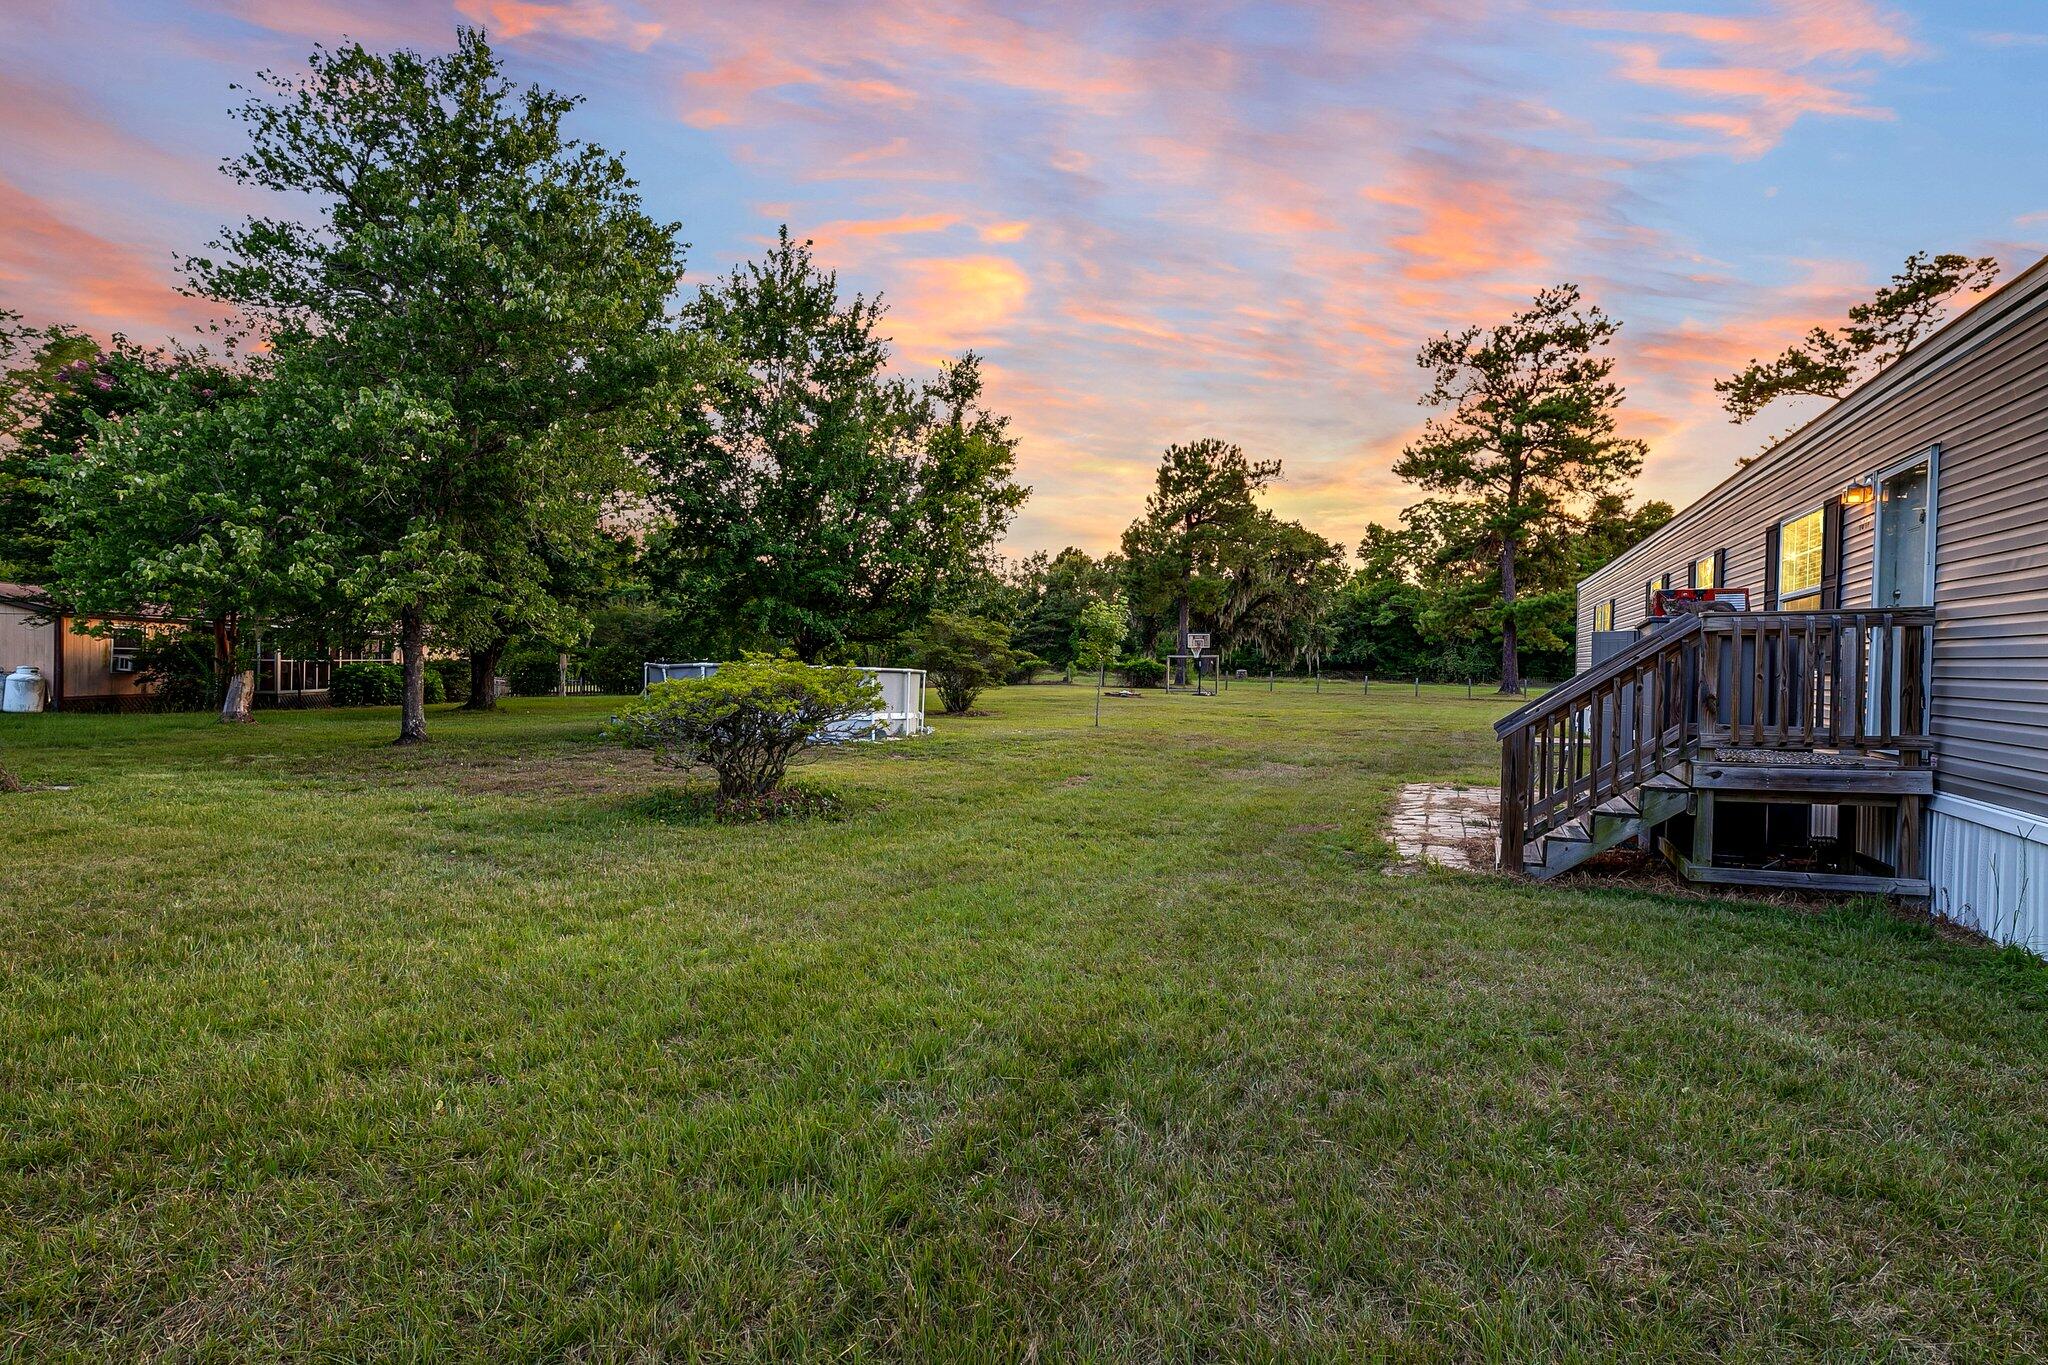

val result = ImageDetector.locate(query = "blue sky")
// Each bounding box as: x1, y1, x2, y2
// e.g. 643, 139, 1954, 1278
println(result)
2, 1, 2043, 554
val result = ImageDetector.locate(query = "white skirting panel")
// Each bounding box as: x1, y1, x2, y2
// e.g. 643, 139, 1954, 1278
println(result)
1927, 793, 2048, 952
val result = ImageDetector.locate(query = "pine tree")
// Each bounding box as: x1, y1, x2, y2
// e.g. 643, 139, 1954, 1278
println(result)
1395, 285, 1646, 694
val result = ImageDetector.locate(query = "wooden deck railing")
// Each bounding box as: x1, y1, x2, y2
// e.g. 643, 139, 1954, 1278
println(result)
1696, 609, 1933, 754
1494, 607, 1934, 873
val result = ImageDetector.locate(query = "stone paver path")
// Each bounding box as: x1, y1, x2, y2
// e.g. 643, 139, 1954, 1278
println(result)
1387, 783, 1500, 872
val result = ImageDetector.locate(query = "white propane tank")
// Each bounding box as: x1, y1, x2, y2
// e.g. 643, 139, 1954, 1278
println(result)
3, 666, 47, 713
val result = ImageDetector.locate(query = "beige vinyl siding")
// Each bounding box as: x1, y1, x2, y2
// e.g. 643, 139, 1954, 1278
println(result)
1577, 253, 2048, 819
0, 598, 59, 681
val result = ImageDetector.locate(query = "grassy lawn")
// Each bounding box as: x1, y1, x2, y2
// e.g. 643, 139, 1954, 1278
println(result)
3, 683, 2046, 1360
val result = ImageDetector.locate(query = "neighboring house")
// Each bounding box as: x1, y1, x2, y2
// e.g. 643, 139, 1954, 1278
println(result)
0, 582, 391, 710
1498, 252, 2048, 951
0, 582, 171, 710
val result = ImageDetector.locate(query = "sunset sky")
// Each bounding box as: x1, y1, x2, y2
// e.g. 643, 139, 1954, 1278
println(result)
2, 1, 2043, 556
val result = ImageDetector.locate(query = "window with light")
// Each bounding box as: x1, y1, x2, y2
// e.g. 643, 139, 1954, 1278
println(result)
1777, 508, 1824, 609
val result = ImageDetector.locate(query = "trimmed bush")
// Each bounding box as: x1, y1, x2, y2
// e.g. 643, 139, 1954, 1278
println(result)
506, 648, 561, 697
905, 612, 1016, 715
606, 652, 882, 806
328, 663, 443, 706
1118, 656, 1166, 688
429, 658, 471, 705
329, 662, 402, 707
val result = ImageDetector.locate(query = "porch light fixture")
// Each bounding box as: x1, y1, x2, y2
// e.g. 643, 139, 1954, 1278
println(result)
1841, 480, 1874, 507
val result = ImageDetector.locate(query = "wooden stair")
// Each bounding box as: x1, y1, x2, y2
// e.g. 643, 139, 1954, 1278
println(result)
1527, 773, 1691, 879
1497, 606, 1936, 898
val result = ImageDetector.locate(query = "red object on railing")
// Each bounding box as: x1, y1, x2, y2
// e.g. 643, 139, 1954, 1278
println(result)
1651, 587, 1751, 616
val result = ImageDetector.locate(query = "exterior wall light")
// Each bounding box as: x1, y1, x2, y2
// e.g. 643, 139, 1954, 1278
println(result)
1841, 480, 1874, 507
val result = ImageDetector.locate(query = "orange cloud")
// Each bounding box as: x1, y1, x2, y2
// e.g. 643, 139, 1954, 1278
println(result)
887, 254, 1031, 362
0, 177, 213, 340
804, 212, 960, 250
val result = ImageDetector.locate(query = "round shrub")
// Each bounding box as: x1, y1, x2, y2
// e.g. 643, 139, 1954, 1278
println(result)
329, 662, 402, 707
506, 648, 561, 697
1118, 656, 1166, 688
606, 653, 883, 807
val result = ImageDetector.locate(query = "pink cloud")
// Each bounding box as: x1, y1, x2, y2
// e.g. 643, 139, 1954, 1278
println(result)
887, 254, 1032, 363
452, 0, 661, 49
1556, 0, 1913, 156
0, 177, 215, 340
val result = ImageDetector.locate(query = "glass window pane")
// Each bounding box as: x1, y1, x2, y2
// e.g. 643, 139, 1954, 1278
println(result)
1778, 509, 1824, 603
1694, 554, 1716, 589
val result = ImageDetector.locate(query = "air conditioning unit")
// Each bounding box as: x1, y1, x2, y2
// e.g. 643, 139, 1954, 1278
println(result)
112, 655, 138, 673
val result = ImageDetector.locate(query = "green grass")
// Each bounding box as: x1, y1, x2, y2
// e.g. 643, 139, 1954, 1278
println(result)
3, 684, 2046, 1361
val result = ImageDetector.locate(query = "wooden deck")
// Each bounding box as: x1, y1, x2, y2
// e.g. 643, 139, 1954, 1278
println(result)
1496, 607, 1934, 896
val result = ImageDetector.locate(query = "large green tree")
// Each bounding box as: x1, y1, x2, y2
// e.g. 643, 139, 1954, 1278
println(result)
45, 346, 335, 722
1120, 439, 1281, 658
647, 230, 1027, 661
0, 316, 150, 586
1008, 546, 1123, 669
1395, 285, 1646, 694
1215, 514, 1348, 669
1717, 251, 1999, 422
184, 29, 686, 742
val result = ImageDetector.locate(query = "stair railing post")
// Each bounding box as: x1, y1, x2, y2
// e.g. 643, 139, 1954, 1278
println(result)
1500, 727, 1527, 874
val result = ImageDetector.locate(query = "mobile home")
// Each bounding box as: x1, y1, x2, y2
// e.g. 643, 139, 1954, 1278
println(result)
1497, 253, 2048, 950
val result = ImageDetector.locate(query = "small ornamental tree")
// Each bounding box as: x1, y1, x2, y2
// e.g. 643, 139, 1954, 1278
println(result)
608, 654, 881, 805
1072, 594, 1128, 676
908, 611, 1017, 714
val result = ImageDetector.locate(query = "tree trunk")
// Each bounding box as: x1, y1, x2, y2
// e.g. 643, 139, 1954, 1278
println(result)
1498, 536, 1522, 696
464, 637, 507, 711
213, 618, 255, 723
219, 669, 256, 723
396, 607, 428, 745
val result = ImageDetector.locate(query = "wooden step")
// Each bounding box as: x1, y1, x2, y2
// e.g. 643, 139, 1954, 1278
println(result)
1530, 771, 1695, 881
